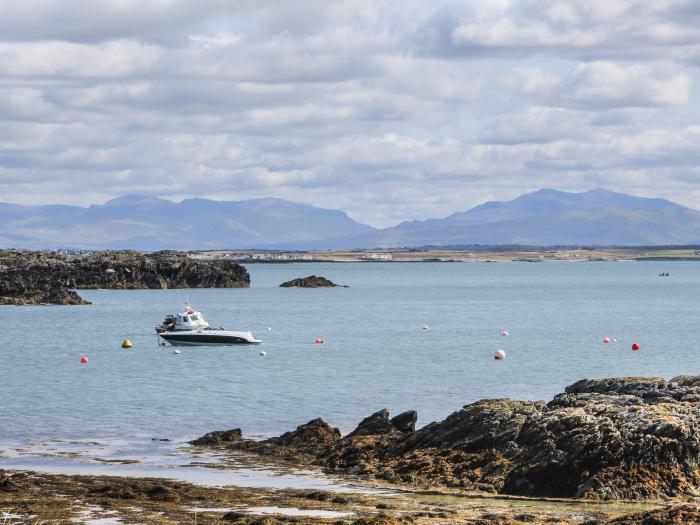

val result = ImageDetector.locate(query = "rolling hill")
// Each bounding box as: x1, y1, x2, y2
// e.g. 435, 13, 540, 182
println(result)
0, 195, 376, 250
310, 188, 700, 248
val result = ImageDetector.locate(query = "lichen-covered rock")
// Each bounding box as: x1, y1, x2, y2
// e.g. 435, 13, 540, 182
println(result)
0, 250, 250, 304
279, 275, 345, 288
195, 375, 700, 501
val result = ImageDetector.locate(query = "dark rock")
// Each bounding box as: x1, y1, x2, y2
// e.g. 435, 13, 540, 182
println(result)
204, 374, 700, 501
223, 511, 247, 521
279, 275, 345, 288
390, 410, 417, 434
348, 410, 396, 437
302, 490, 329, 501
189, 428, 242, 446
192, 418, 341, 464
90, 479, 184, 502
91, 482, 139, 500
347, 409, 417, 438
271, 418, 342, 452
0, 470, 27, 492
513, 514, 538, 522
145, 484, 180, 502
0, 250, 250, 305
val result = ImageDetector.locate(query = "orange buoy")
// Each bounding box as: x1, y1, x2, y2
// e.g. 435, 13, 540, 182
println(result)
122, 339, 133, 349
494, 349, 506, 360
632, 343, 640, 351
80, 356, 89, 364
314, 338, 325, 344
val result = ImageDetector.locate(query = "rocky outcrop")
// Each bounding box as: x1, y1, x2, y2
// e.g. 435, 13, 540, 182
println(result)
279, 275, 345, 288
188, 428, 242, 446
192, 375, 700, 501
348, 409, 417, 437
0, 250, 250, 305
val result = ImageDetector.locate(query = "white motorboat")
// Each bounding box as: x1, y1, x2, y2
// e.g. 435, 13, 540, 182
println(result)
156, 307, 261, 346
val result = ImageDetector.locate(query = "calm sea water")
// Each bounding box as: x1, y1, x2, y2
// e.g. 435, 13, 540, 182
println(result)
2, 261, 699, 447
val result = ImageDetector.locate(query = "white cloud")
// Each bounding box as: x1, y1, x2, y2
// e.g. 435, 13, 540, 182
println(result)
519, 61, 692, 109
0, 41, 162, 78
422, 0, 700, 62
0, 0, 700, 227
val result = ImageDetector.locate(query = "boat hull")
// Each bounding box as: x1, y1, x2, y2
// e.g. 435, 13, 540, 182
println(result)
159, 331, 261, 346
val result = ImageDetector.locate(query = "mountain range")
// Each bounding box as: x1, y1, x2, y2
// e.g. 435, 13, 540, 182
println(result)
2, 188, 700, 249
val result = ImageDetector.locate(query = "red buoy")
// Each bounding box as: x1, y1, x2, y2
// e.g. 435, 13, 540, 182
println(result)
314, 338, 325, 344
80, 356, 89, 364
632, 343, 640, 351
602, 337, 611, 343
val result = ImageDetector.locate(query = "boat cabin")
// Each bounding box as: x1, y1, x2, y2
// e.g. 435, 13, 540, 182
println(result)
174, 309, 210, 331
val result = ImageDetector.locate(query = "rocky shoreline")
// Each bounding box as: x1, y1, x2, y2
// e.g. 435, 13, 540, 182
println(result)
0, 250, 250, 305
191, 375, 700, 504
5, 374, 700, 523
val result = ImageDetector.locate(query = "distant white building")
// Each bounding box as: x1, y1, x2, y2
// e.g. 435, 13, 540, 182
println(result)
361, 252, 392, 261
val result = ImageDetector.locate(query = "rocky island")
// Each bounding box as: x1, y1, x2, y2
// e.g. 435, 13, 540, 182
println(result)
0, 250, 250, 305
279, 275, 346, 287
192, 375, 700, 504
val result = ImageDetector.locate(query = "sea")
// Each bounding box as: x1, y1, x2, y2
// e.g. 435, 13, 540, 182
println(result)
1, 261, 699, 486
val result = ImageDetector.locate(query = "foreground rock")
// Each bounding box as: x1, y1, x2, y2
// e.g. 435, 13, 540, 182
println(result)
0, 250, 250, 305
1, 469, 675, 524
193, 375, 700, 501
279, 275, 346, 287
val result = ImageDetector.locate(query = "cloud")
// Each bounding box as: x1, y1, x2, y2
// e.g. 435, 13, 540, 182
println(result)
0, 0, 699, 228
0, 41, 162, 78
518, 61, 692, 109
0, 0, 228, 43
419, 0, 700, 63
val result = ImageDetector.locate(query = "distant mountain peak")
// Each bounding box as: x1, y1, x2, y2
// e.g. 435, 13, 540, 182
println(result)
324, 188, 700, 249
0, 194, 375, 250
100, 195, 174, 207
2, 189, 700, 250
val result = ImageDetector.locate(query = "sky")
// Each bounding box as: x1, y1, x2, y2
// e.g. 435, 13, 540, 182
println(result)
1, 1, 700, 227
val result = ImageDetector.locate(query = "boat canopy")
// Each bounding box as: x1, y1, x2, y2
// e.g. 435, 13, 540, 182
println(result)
174, 308, 210, 331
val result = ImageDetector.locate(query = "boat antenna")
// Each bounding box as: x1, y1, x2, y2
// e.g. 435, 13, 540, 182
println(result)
176, 287, 186, 310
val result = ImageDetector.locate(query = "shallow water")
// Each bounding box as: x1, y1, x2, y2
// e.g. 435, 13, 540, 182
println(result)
0, 438, 376, 492
2, 261, 699, 476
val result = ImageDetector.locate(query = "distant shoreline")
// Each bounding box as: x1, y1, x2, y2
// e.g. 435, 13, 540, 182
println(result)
190, 247, 700, 264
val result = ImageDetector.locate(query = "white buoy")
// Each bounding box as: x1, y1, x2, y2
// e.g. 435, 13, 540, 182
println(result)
422, 326, 429, 330
494, 349, 506, 360
611, 338, 617, 343
173, 349, 181, 355
501, 330, 510, 337
267, 327, 272, 331
260, 350, 267, 356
